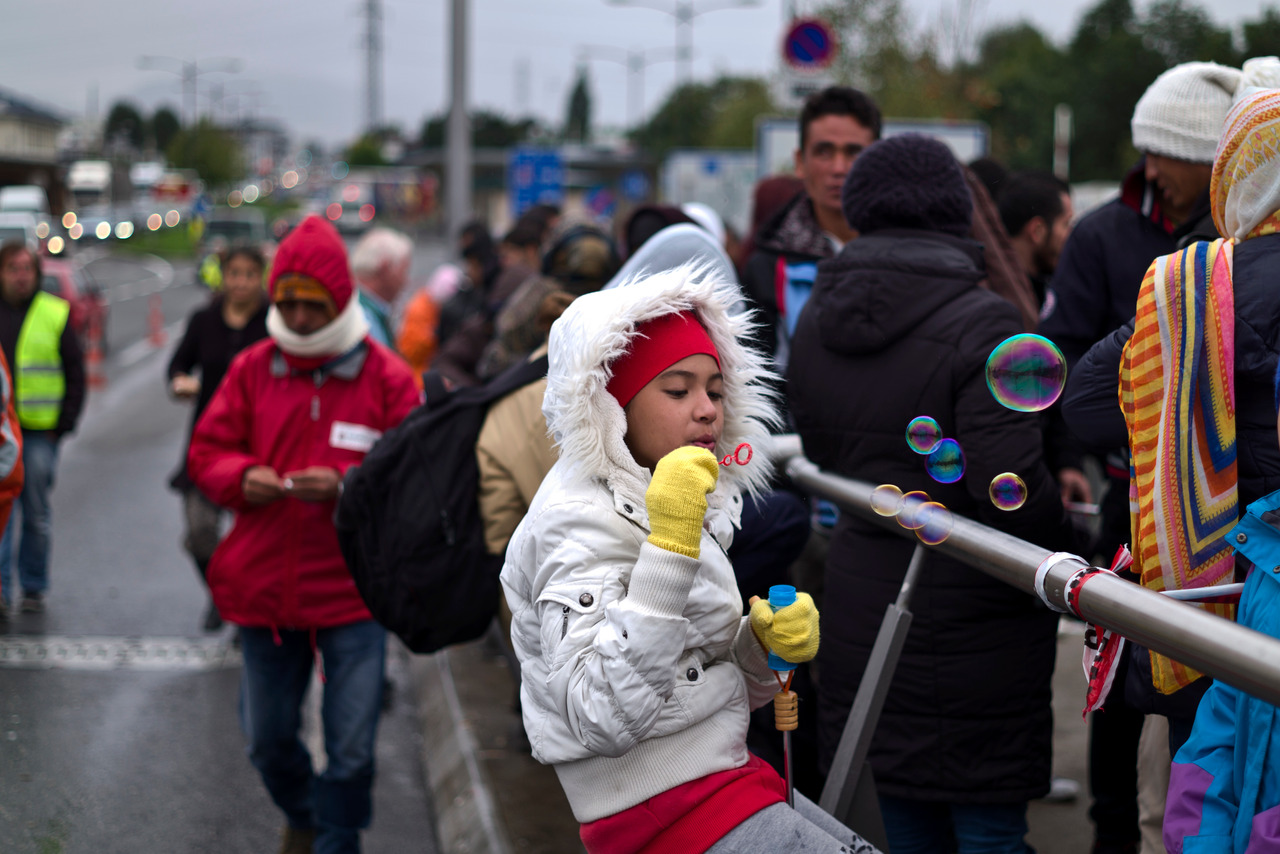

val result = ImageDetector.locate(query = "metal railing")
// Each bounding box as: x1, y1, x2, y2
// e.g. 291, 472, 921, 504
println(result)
771, 435, 1280, 707
769, 435, 1280, 840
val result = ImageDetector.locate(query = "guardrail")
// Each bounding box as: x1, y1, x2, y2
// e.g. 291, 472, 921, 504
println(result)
769, 435, 1280, 838
771, 434, 1280, 707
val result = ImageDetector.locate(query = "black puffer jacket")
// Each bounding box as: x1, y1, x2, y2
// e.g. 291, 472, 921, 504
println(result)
788, 229, 1074, 803
1063, 233, 1280, 511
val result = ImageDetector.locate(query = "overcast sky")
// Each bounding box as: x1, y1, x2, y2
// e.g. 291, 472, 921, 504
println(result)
2, 0, 1278, 149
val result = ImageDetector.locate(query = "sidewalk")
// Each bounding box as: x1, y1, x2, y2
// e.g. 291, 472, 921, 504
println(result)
412, 621, 1096, 854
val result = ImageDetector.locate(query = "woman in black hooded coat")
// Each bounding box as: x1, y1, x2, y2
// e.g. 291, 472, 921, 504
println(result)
787, 134, 1075, 853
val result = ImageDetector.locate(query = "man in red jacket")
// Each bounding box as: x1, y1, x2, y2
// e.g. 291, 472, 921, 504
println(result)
188, 216, 420, 854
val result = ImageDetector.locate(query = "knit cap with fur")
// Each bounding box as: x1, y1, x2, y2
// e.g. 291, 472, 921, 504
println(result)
841, 134, 973, 237
1131, 62, 1242, 163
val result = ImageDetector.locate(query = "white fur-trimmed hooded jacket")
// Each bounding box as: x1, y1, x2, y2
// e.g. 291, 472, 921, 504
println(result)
499, 265, 782, 823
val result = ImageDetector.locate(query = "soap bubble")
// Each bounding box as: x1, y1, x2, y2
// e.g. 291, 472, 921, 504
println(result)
871, 484, 905, 517
898, 491, 931, 530
915, 502, 954, 545
985, 333, 1067, 412
989, 472, 1028, 511
905, 416, 943, 455
925, 439, 966, 484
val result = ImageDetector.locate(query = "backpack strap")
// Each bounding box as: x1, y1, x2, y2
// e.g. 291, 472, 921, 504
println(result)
480, 353, 549, 404
421, 371, 449, 406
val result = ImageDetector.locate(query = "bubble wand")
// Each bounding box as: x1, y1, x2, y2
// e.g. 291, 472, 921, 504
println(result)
749, 584, 800, 808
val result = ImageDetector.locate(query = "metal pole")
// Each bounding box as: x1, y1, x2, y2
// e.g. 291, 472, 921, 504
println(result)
776, 448, 1280, 708
447, 0, 472, 241
676, 0, 693, 85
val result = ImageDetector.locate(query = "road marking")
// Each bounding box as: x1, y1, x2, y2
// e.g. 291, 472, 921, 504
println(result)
0, 635, 241, 671
115, 319, 185, 370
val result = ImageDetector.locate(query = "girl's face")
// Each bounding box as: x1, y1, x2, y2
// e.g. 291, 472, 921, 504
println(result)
223, 255, 264, 307
623, 353, 723, 472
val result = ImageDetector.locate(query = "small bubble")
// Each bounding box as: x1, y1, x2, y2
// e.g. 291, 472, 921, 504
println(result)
898, 491, 931, 530
871, 484, 904, 517
989, 472, 1028, 511
915, 502, 954, 545
925, 438, 966, 484
985, 333, 1067, 412
905, 416, 943, 455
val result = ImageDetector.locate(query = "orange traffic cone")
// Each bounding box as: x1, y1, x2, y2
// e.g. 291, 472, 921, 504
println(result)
86, 312, 106, 390
148, 293, 167, 346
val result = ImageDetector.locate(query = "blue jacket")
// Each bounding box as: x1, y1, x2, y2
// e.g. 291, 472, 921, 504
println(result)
1165, 489, 1280, 853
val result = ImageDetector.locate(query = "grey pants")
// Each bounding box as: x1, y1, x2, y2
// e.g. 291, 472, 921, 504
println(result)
707, 791, 882, 853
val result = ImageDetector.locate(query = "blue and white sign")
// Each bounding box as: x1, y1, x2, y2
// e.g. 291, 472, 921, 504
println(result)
621, 169, 651, 202
508, 148, 565, 217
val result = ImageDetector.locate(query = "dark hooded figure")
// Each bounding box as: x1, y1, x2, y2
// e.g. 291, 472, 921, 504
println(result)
787, 134, 1074, 854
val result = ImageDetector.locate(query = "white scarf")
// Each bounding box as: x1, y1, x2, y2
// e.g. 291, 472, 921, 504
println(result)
267, 295, 370, 358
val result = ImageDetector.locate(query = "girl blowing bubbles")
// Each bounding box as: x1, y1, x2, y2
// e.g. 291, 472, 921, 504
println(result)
500, 265, 878, 853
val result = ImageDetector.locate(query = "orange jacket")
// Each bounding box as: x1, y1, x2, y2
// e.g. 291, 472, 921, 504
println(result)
396, 289, 440, 388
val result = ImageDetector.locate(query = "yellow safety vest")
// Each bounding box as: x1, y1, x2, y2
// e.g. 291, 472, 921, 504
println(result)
16, 292, 69, 430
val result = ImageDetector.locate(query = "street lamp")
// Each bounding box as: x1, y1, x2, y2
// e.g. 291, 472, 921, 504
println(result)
577, 45, 678, 128
137, 56, 242, 125
604, 0, 761, 86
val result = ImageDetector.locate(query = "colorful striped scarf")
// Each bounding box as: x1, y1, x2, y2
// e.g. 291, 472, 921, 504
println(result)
1120, 238, 1238, 695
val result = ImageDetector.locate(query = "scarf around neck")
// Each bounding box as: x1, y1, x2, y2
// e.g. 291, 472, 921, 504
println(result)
267, 294, 369, 359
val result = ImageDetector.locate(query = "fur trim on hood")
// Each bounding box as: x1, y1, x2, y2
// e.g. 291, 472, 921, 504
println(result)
543, 262, 781, 508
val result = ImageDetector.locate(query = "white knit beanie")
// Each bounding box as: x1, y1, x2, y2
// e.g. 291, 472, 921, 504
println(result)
1131, 62, 1243, 163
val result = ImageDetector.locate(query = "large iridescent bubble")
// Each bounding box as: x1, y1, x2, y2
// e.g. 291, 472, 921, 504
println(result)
985, 333, 1068, 412
871, 484, 905, 517
898, 491, 931, 530
925, 438, 966, 484
989, 472, 1028, 511
915, 502, 955, 545
905, 416, 943, 455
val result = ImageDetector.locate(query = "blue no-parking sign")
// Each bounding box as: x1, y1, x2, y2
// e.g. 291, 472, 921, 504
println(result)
782, 18, 837, 70
508, 148, 564, 217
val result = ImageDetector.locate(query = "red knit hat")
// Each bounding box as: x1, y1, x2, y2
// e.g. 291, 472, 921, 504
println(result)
607, 311, 720, 408
269, 215, 354, 314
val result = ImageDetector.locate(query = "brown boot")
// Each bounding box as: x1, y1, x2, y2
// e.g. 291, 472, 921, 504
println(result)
278, 825, 315, 854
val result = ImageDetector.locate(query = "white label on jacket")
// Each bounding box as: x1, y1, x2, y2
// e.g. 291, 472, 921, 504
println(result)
329, 421, 381, 453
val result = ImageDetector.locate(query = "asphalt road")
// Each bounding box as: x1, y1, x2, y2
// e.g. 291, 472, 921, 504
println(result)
0, 253, 438, 853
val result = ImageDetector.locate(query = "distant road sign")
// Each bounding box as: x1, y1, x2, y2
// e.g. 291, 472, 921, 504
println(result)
783, 18, 837, 70
508, 148, 564, 217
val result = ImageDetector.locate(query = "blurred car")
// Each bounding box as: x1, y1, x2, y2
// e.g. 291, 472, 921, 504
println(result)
197, 208, 273, 289
40, 257, 108, 352
0, 211, 40, 250
203, 208, 269, 247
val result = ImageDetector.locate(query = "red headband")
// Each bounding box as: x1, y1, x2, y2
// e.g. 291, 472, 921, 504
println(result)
607, 311, 720, 408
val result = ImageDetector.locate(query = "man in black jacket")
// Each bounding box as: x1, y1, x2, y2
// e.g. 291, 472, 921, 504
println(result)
1038, 60, 1243, 854
789, 133, 1074, 854
741, 86, 880, 374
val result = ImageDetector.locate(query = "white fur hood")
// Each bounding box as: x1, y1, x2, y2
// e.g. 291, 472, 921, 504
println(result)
542, 263, 780, 512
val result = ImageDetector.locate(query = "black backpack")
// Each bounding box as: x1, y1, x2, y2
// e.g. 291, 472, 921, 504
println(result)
334, 354, 549, 653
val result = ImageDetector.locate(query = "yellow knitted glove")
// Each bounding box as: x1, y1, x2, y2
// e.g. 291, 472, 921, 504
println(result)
750, 593, 820, 663
645, 446, 720, 558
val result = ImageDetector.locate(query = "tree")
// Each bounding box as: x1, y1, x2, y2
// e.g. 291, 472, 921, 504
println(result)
630, 76, 776, 157
418, 110, 542, 148
1141, 0, 1237, 66
346, 134, 388, 167
1064, 0, 1167, 180
104, 101, 147, 151
166, 120, 243, 187
1244, 7, 1280, 58
706, 78, 776, 148
152, 107, 181, 154
563, 67, 592, 144
968, 23, 1070, 170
